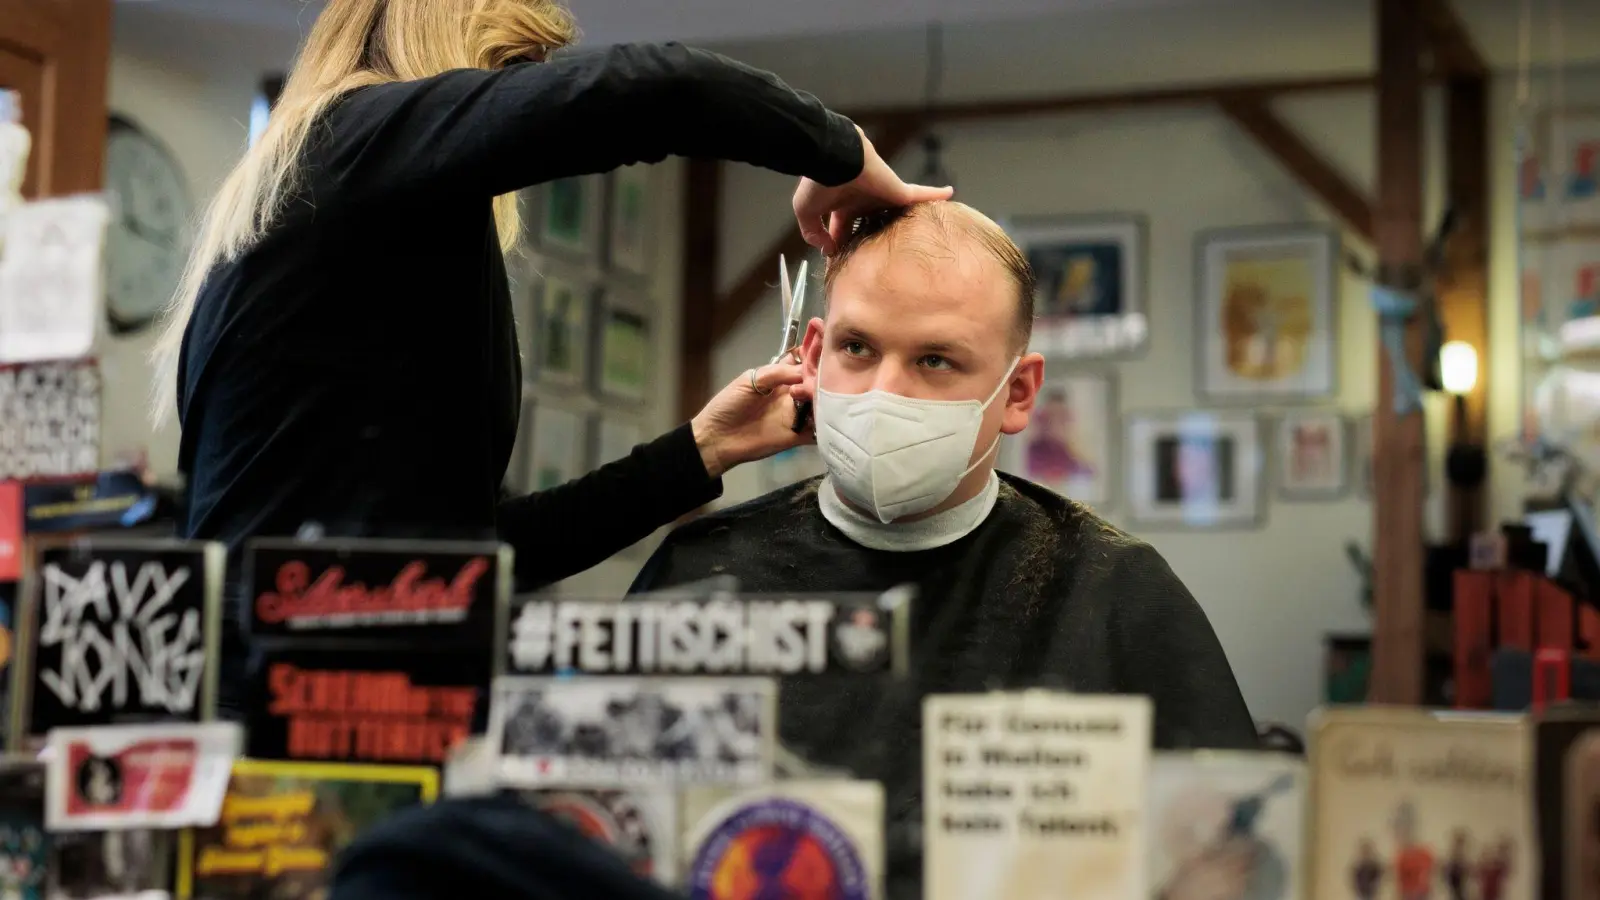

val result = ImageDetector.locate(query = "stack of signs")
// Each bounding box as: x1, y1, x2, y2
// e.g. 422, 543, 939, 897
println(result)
1307, 708, 1534, 900
921, 691, 1152, 900
243, 538, 512, 767
176, 758, 438, 899
7, 539, 225, 749
1533, 705, 1600, 900
1147, 752, 1305, 900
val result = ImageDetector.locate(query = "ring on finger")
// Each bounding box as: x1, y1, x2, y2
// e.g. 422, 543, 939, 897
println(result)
749, 368, 774, 396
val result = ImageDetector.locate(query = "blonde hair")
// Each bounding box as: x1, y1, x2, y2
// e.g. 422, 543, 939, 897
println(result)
148, 0, 578, 427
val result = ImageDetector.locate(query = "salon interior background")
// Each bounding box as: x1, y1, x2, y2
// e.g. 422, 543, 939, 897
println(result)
104, 0, 1600, 727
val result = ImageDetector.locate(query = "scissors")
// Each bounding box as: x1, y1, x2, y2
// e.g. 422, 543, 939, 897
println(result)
774, 254, 814, 433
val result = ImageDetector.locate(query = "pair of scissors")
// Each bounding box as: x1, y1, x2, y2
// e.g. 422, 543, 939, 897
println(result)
775, 254, 813, 433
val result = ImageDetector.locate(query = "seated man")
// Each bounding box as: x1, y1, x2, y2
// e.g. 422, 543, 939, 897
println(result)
629, 202, 1256, 895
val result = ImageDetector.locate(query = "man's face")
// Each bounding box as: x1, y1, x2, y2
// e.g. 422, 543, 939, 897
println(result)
799, 231, 1044, 479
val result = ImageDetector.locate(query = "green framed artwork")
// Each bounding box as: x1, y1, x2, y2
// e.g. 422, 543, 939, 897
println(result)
598, 301, 652, 403
535, 275, 589, 385
607, 166, 654, 277
540, 177, 596, 258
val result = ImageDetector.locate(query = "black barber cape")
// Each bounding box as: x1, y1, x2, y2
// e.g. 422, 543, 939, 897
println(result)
629, 473, 1259, 900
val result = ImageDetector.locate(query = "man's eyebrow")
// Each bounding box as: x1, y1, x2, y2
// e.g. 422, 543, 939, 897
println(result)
918, 339, 975, 356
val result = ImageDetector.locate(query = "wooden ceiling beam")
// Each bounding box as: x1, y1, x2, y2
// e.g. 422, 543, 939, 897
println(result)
1218, 95, 1376, 244
1419, 0, 1488, 78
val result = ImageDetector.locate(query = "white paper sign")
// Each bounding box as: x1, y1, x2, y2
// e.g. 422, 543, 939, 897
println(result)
43, 721, 242, 832
0, 358, 100, 480
0, 194, 109, 363
923, 691, 1151, 900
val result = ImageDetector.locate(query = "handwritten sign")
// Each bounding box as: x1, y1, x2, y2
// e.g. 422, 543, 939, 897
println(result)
0, 195, 108, 364
0, 360, 100, 482
922, 692, 1150, 900
12, 541, 224, 747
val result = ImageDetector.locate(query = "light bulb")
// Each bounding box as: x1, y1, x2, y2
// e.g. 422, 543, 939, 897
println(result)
1440, 341, 1478, 396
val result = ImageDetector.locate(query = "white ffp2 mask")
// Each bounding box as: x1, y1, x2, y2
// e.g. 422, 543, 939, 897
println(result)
815, 357, 1020, 524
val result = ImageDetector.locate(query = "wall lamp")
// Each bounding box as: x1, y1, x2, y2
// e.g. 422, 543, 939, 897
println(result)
1440, 340, 1486, 491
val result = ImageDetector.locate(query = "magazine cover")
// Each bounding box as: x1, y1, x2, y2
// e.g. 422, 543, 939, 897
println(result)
9, 539, 225, 749
0, 759, 48, 900
1148, 751, 1305, 900
517, 788, 678, 885
1534, 704, 1600, 900
490, 676, 775, 787
680, 781, 885, 900
175, 759, 439, 900
1308, 707, 1533, 900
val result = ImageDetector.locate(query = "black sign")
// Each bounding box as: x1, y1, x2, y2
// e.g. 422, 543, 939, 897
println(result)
23, 471, 154, 534
245, 539, 510, 647
504, 588, 913, 678
247, 645, 490, 768
11, 540, 225, 747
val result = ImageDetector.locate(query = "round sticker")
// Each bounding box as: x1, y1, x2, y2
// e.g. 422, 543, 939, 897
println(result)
687, 797, 868, 900
531, 790, 659, 879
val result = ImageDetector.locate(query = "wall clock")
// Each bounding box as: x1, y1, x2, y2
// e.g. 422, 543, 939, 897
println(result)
103, 113, 190, 336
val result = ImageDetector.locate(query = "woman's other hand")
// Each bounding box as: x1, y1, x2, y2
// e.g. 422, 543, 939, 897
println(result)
793, 125, 954, 254
691, 360, 813, 478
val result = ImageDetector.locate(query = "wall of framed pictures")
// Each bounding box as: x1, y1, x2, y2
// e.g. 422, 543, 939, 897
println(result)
505, 164, 679, 595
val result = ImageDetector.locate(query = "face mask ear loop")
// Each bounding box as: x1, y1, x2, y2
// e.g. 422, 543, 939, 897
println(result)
959, 356, 1024, 481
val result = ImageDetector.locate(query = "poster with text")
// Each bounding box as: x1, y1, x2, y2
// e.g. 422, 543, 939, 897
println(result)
10, 539, 225, 749
247, 646, 489, 767
1307, 708, 1533, 900
922, 691, 1151, 900
0, 195, 109, 364
44, 721, 242, 832
1148, 752, 1305, 900
244, 538, 511, 647
176, 758, 437, 900
0, 359, 100, 482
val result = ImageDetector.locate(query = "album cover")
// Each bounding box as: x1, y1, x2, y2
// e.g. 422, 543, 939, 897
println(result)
503, 587, 913, 678
1307, 708, 1533, 900
176, 758, 438, 900
243, 538, 512, 648
0, 760, 48, 900
1148, 751, 1305, 900
679, 780, 885, 900
10, 539, 226, 749
490, 676, 775, 787
50, 829, 174, 899
247, 645, 489, 767
1534, 705, 1600, 900
44, 722, 241, 832
1566, 730, 1600, 900
517, 788, 678, 885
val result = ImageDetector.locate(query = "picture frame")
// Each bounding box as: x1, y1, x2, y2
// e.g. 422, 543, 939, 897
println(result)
999, 369, 1116, 508
1126, 410, 1264, 530
505, 393, 536, 494
1195, 225, 1339, 403
596, 297, 653, 404
1006, 214, 1148, 360
534, 272, 591, 386
509, 259, 540, 380
1522, 107, 1600, 236
538, 175, 602, 259
594, 416, 644, 468
606, 165, 656, 278
1275, 410, 1348, 500
527, 401, 589, 492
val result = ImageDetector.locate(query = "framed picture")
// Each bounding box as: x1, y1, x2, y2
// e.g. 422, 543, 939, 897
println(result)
528, 402, 588, 491
594, 417, 643, 467
607, 166, 655, 278
596, 299, 653, 403
539, 176, 601, 258
999, 370, 1115, 507
1196, 225, 1338, 402
1007, 215, 1147, 359
1276, 410, 1348, 500
1126, 411, 1263, 529
535, 274, 590, 385
1522, 107, 1600, 235
510, 261, 539, 379
505, 394, 536, 493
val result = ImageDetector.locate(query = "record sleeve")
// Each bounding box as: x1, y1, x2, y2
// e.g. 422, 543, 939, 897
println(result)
680, 780, 885, 900
1148, 751, 1305, 900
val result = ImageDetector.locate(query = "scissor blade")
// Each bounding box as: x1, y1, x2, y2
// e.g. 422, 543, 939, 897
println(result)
779, 254, 793, 312
789, 259, 810, 320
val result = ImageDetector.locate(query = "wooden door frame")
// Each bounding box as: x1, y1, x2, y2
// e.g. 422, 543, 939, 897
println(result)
0, 0, 113, 197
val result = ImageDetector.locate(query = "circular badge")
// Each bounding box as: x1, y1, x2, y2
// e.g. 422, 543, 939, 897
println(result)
687, 797, 869, 900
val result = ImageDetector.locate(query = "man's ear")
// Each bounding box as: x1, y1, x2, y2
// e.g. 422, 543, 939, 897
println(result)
793, 317, 826, 404
1000, 353, 1045, 436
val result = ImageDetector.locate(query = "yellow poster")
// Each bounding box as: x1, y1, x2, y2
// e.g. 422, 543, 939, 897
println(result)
1219, 251, 1315, 382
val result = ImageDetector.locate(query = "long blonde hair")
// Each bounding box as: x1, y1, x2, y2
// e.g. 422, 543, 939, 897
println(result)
148, 0, 577, 427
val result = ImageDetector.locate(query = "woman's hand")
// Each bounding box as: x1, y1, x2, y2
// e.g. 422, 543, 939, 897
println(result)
691, 360, 813, 478
793, 125, 954, 254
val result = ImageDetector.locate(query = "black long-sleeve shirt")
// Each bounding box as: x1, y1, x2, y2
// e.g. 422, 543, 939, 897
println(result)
176, 44, 863, 589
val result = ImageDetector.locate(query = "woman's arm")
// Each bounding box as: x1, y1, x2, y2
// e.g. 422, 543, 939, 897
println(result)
320, 42, 862, 202
497, 422, 720, 589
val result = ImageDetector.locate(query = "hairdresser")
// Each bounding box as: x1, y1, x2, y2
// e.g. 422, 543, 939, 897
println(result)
153, 0, 952, 714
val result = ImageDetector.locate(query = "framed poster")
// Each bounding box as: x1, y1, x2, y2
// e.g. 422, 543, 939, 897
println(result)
999, 370, 1115, 507
607, 166, 655, 278
1524, 107, 1600, 235
597, 300, 652, 404
1275, 410, 1348, 500
528, 403, 587, 491
539, 176, 601, 259
535, 274, 590, 386
1195, 225, 1339, 402
1008, 215, 1147, 360
1126, 411, 1263, 530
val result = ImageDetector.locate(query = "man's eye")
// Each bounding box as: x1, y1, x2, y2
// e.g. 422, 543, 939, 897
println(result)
842, 341, 870, 357
919, 355, 953, 370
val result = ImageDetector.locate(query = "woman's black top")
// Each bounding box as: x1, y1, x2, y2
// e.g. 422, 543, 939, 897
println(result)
175, 43, 863, 590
